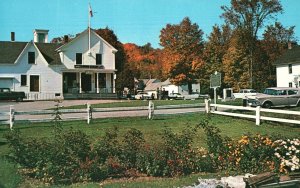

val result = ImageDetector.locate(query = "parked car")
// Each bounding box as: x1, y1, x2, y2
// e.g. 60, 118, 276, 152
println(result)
183, 92, 201, 100
134, 92, 151, 100
0, 88, 25, 102
247, 87, 300, 108
168, 93, 184, 100
233, 89, 257, 99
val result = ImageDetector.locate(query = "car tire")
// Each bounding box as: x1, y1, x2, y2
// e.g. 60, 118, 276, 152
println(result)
263, 102, 272, 109
16, 97, 23, 102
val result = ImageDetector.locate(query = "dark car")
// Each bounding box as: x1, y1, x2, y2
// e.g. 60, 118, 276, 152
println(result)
247, 87, 300, 108
0, 88, 25, 102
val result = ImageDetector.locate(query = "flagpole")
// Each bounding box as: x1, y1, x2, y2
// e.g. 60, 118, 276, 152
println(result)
88, 3, 91, 54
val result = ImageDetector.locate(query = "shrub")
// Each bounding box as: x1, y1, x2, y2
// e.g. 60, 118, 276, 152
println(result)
228, 134, 276, 173
94, 126, 121, 164
121, 128, 145, 169
199, 118, 232, 170
136, 125, 214, 177
5, 128, 92, 184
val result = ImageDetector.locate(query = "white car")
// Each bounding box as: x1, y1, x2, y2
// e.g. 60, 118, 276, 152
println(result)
247, 87, 300, 108
233, 89, 257, 99
168, 93, 184, 100
183, 93, 200, 100
134, 92, 151, 100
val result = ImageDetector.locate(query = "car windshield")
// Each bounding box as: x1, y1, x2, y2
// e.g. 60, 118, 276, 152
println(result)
263, 89, 286, 95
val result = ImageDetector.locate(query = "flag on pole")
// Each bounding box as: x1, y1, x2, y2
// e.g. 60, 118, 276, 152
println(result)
89, 3, 93, 17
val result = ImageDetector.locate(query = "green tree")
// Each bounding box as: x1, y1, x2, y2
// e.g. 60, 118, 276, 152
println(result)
201, 24, 232, 93
221, 0, 283, 88
159, 17, 204, 93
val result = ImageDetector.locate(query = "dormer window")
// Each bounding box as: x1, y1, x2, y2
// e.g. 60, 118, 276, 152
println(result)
76, 53, 82, 64
28, 52, 35, 64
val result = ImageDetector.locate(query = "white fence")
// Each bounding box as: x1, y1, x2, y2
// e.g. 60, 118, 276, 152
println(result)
205, 99, 300, 125
0, 102, 205, 129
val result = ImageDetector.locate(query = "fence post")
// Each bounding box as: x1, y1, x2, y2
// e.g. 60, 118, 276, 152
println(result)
205, 99, 211, 114
9, 105, 15, 130
87, 103, 92, 124
256, 106, 261, 126
148, 101, 154, 119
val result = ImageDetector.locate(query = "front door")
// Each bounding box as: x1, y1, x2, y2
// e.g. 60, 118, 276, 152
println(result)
81, 73, 91, 92
63, 73, 77, 93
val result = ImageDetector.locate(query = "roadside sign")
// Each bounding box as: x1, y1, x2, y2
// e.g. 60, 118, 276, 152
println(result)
210, 71, 221, 88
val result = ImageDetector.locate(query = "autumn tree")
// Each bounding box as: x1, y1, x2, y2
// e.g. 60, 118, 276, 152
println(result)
221, 0, 283, 89
160, 17, 204, 93
223, 32, 251, 91
201, 24, 232, 93
257, 22, 296, 88
123, 43, 163, 80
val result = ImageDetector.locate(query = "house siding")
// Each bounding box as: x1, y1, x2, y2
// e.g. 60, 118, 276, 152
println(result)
0, 29, 117, 100
276, 63, 300, 87
59, 31, 115, 70
0, 43, 63, 99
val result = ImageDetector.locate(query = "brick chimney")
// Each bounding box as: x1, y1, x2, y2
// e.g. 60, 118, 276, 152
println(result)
63, 35, 69, 44
288, 42, 292, 50
11, 32, 15, 42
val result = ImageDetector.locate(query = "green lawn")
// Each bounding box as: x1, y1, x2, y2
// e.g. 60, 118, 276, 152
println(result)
0, 111, 299, 187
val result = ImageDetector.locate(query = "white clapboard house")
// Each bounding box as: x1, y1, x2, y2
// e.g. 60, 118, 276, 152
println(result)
0, 29, 117, 100
275, 44, 300, 88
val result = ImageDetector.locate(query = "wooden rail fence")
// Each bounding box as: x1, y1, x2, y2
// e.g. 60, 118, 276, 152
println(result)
205, 99, 300, 126
0, 102, 205, 129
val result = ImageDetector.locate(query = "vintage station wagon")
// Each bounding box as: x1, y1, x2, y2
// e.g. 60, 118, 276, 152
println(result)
247, 87, 300, 108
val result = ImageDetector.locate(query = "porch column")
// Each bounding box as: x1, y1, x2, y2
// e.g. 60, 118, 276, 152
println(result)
96, 73, 99, 93
113, 73, 116, 93
79, 72, 82, 93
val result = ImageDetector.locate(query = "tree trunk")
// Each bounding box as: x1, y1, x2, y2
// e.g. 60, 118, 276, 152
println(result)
188, 82, 192, 94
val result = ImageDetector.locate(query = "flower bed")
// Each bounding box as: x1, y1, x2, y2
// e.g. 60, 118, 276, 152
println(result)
4, 118, 300, 185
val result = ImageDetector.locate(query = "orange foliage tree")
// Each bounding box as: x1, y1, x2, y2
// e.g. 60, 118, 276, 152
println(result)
159, 17, 204, 94
123, 43, 162, 79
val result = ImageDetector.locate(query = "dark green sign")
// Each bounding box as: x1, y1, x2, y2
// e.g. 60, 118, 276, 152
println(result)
210, 72, 221, 88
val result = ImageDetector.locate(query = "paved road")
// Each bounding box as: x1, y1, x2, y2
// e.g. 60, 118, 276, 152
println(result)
0, 100, 119, 112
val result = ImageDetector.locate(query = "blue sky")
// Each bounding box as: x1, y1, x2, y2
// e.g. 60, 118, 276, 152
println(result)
0, 0, 299, 48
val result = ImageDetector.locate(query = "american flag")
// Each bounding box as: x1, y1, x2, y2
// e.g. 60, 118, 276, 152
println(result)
89, 3, 93, 17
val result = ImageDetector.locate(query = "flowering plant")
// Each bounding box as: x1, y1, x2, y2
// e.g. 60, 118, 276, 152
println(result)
273, 138, 300, 173
227, 134, 276, 173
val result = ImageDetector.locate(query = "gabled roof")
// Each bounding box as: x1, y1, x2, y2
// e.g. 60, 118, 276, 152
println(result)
35, 43, 62, 65
0, 41, 62, 65
144, 79, 162, 91
275, 46, 300, 65
161, 78, 172, 86
56, 28, 117, 52
0, 41, 27, 64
